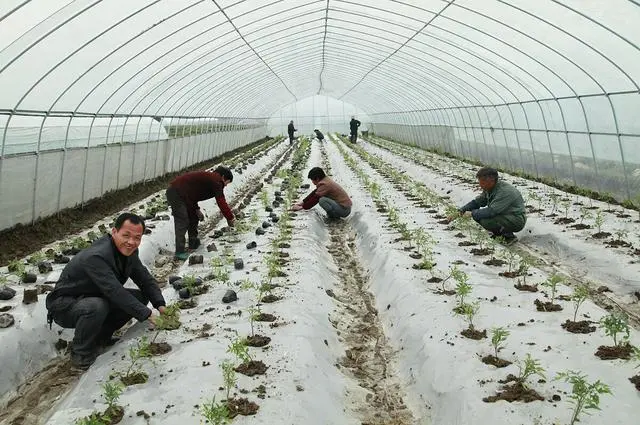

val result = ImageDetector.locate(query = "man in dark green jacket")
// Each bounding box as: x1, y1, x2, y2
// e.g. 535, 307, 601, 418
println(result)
46, 213, 166, 369
454, 167, 526, 243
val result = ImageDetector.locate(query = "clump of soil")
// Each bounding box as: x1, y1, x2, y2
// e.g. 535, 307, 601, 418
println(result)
592, 231, 612, 239
120, 371, 149, 386
483, 374, 544, 403
606, 239, 632, 248
630, 375, 640, 391
427, 277, 442, 283
177, 299, 197, 309
499, 271, 520, 278
226, 397, 260, 418
235, 360, 267, 376
570, 223, 591, 230
461, 327, 487, 340
554, 217, 575, 225
514, 283, 538, 292
561, 320, 595, 334
454, 232, 466, 238
435, 289, 456, 296
534, 299, 562, 312
104, 405, 125, 424
481, 355, 512, 368
149, 342, 172, 355
594, 343, 633, 360
483, 258, 506, 266
255, 313, 276, 322
470, 248, 492, 256
437, 219, 451, 225
409, 253, 423, 259
261, 295, 282, 303
245, 335, 271, 347
458, 241, 477, 247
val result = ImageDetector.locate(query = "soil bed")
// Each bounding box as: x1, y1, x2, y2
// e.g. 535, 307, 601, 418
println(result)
481, 355, 512, 368
606, 239, 632, 248
483, 375, 544, 403
177, 299, 197, 309
514, 283, 538, 292
226, 397, 260, 418
561, 320, 596, 334
570, 223, 591, 230
149, 342, 172, 355
630, 375, 640, 391
458, 241, 477, 247
554, 217, 575, 225
104, 405, 125, 424
470, 248, 492, 256
261, 295, 282, 303
461, 327, 487, 340
427, 277, 443, 283
499, 271, 520, 278
120, 371, 149, 386
435, 289, 457, 296
592, 232, 612, 239
235, 360, 268, 376
534, 299, 562, 311
255, 313, 276, 322
483, 258, 506, 266
245, 335, 271, 347
594, 344, 633, 360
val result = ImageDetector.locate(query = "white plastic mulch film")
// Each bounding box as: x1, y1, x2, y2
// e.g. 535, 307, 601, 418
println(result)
0, 1, 639, 230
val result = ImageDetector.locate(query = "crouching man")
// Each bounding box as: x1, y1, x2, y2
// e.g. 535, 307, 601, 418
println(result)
292, 167, 352, 220
452, 167, 526, 244
46, 213, 166, 369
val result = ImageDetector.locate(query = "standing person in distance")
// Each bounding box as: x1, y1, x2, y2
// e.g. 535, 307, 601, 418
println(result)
314, 129, 325, 142
45, 213, 166, 370
166, 166, 235, 260
349, 116, 361, 143
287, 120, 297, 144
292, 167, 352, 220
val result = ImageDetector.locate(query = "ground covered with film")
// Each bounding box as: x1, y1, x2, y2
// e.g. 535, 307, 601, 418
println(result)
0, 134, 638, 425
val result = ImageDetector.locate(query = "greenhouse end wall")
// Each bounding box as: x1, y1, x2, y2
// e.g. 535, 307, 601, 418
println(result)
0, 126, 265, 231
370, 123, 639, 203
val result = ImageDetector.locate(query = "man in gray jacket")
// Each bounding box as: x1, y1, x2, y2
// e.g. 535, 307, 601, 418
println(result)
453, 167, 526, 243
46, 213, 166, 369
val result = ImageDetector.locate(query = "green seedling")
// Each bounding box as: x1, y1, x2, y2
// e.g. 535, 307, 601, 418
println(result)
571, 285, 590, 322
549, 192, 560, 213
72, 237, 90, 251
578, 207, 593, 225
614, 228, 628, 241
152, 303, 181, 342
516, 354, 545, 389
490, 327, 510, 358
211, 267, 230, 283
561, 199, 572, 218
27, 251, 46, 265
599, 311, 630, 346
102, 381, 124, 414
7, 259, 26, 277
594, 210, 605, 233
227, 337, 251, 364
247, 306, 261, 337
455, 302, 480, 330
554, 371, 611, 425
541, 273, 564, 304
454, 279, 472, 311
221, 360, 237, 401
500, 249, 520, 273
87, 231, 100, 242
517, 256, 533, 282
210, 257, 224, 269
74, 413, 109, 425
122, 337, 152, 379
200, 396, 230, 425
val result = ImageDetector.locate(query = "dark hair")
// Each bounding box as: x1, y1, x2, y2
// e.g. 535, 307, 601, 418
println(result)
476, 167, 498, 180
215, 165, 233, 182
114, 212, 146, 231
307, 167, 326, 180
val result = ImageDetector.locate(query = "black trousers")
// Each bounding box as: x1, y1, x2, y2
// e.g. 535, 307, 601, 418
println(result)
51, 289, 148, 363
166, 187, 198, 253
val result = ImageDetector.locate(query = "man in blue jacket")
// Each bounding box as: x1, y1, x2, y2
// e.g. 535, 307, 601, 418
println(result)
453, 167, 526, 243
46, 213, 166, 369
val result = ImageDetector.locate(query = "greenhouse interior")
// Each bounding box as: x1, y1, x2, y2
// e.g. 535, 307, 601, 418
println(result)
0, 1, 638, 424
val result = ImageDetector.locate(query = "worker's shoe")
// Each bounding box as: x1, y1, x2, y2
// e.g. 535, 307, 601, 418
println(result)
188, 238, 201, 250
174, 252, 189, 261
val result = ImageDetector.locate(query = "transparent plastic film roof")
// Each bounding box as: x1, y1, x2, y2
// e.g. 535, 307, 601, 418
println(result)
0, 0, 639, 229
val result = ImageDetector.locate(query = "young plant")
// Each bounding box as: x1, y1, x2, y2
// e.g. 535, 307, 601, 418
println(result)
7, 259, 26, 277
227, 336, 251, 364
456, 301, 480, 330
221, 360, 237, 401
571, 284, 590, 322
578, 206, 593, 225
200, 396, 230, 425
152, 303, 181, 342
123, 337, 152, 379
561, 199, 572, 218
102, 381, 124, 413
599, 311, 630, 346
517, 256, 533, 282
490, 327, 510, 358
27, 251, 46, 265
549, 192, 560, 213
594, 210, 605, 233
516, 354, 546, 389
74, 414, 109, 425
247, 306, 260, 337
541, 273, 564, 304
500, 249, 520, 273
452, 268, 470, 305
613, 228, 628, 241
554, 371, 611, 425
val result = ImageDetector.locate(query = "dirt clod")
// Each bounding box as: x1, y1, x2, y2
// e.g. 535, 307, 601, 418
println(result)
235, 360, 268, 376
104, 405, 125, 424
561, 320, 596, 334
149, 342, 172, 355
121, 371, 149, 386
483, 375, 544, 403
514, 283, 538, 292
246, 335, 271, 347
630, 375, 640, 391
534, 299, 562, 312
226, 397, 259, 417
461, 327, 487, 340
595, 344, 633, 360
261, 295, 282, 303
481, 355, 512, 368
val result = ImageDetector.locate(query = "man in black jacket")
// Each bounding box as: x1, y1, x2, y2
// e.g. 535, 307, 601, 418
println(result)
46, 213, 166, 369
349, 117, 361, 143
287, 120, 297, 144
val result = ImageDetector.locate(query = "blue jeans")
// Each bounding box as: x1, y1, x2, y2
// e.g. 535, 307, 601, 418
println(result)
319, 197, 351, 219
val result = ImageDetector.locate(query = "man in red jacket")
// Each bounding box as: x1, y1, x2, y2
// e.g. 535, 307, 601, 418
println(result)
166, 166, 235, 260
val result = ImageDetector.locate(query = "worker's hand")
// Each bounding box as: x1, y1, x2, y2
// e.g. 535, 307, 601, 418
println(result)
148, 313, 158, 327
158, 306, 166, 315
463, 211, 472, 218
195, 209, 205, 221
291, 204, 303, 212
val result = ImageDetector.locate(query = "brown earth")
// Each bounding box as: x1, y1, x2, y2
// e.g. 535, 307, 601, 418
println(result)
595, 343, 633, 360
255, 313, 276, 322
483, 374, 544, 403
561, 320, 596, 334
481, 355, 512, 368
149, 342, 172, 355
235, 360, 267, 376
470, 248, 492, 256
0, 137, 271, 266
104, 405, 125, 424
245, 334, 271, 347
534, 299, 562, 311
630, 375, 640, 391
261, 295, 282, 303
461, 327, 487, 340
120, 371, 149, 386
514, 283, 538, 292
499, 271, 520, 278
483, 258, 506, 266
226, 397, 260, 418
